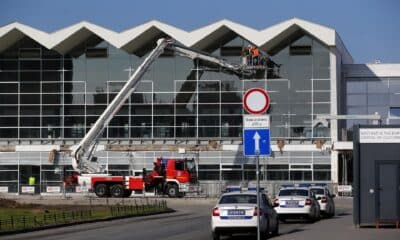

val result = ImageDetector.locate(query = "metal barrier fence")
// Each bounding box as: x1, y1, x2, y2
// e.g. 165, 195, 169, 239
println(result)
0, 200, 167, 233
2, 181, 346, 199
0, 210, 93, 232
198, 181, 340, 198
109, 200, 168, 217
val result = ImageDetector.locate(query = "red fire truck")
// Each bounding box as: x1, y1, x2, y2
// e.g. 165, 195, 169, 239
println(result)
74, 157, 197, 197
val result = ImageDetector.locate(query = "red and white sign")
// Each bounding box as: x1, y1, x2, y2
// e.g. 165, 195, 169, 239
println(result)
243, 88, 270, 114
0, 186, 8, 193
46, 186, 61, 193
21, 186, 35, 194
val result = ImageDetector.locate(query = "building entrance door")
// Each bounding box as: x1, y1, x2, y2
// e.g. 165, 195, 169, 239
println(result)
376, 162, 399, 221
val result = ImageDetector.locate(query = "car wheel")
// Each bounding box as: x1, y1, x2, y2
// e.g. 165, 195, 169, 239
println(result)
330, 206, 335, 217
272, 220, 279, 236
212, 232, 220, 240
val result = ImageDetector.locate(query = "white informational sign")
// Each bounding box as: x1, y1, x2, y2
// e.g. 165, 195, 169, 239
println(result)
337, 185, 352, 193
46, 186, 61, 193
21, 186, 35, 194
243, 115, 270, 129
0, 186, 9, 193
15, 145, 60, 152
359, 128, 400, 143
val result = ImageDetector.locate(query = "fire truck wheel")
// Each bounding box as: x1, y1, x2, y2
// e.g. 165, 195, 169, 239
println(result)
94, 183, 109, 198
167, 184, 179, 198
110, 184, 124, 198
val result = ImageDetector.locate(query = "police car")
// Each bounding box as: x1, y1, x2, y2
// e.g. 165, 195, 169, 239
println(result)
211, 187, 279, 240
274, 185, 320, 222
308, 184, 336, 217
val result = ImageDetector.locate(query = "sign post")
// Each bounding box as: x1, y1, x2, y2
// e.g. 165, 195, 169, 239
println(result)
242, 88, 271, 240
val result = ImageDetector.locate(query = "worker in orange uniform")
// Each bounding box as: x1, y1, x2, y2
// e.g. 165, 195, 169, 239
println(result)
251, 45, 260, 66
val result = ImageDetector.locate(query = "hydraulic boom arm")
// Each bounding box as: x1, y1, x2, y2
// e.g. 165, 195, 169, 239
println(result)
71, 38, 248, 173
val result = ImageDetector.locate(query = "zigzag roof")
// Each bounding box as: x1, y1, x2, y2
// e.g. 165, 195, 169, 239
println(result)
0, 18, 352, 62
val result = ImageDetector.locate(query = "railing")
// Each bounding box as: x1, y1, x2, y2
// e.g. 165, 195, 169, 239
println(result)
0, 210, 93, 231
109, 200, 168, 217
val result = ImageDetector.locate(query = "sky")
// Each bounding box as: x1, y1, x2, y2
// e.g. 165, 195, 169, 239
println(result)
0, 0, 399, 64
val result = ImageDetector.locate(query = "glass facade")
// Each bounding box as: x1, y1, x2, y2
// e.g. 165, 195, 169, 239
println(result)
0, 31, 333, 190
345, 77, 400, 139
0, 34, 330, 140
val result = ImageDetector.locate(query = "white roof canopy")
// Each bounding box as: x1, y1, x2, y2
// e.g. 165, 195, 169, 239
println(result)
0, 18, 352, 61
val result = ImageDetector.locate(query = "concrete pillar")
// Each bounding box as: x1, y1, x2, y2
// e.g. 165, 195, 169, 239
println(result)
331, 150, 339, 184
329, 48, 339, 185
329, 48, 338, 143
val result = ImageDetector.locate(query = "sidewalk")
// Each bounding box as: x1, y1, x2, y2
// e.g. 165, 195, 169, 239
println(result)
274, 198, 399, 240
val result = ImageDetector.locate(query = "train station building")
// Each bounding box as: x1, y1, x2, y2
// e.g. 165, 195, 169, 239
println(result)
0, 18, 399, 195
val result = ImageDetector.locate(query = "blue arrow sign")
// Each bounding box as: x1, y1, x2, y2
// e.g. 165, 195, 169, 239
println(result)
243, 129, 271, 156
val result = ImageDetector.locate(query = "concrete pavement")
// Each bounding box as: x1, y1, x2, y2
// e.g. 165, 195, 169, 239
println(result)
1, 195, 399, 239
273, 198, 400, 240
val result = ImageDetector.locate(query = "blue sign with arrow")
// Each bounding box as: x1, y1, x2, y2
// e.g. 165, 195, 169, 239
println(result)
243, 129, 271, 156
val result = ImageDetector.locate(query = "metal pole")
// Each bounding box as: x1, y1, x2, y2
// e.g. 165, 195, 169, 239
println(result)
63, 165, 67, 199
344, 153, 348, 185
256, 151, 260, 240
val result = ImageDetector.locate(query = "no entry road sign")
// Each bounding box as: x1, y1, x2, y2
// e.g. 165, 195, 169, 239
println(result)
243, 88, 270, 114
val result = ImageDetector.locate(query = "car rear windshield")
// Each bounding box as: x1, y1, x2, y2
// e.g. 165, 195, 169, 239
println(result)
278, 189, 308, 196
219, 194, 257, 204
310, 188, 325, 195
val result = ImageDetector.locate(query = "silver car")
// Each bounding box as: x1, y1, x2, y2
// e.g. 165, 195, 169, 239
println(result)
310, 186, 335, 217
274, 187, 320, 222
211, 190, 279, 240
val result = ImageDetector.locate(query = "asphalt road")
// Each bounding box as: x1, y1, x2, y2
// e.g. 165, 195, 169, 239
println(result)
1, 198, 378, 240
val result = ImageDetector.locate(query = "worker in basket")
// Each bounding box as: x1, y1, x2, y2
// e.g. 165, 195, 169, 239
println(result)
242, 45, 252, 66
251, 45, 260, 66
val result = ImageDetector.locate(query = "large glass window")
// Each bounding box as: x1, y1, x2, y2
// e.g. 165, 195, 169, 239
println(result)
0, 32, 330, 141
346, 77, 400, 138
390, 107, 400, 118
267, 164, 289, 181
313, 164, 331, 181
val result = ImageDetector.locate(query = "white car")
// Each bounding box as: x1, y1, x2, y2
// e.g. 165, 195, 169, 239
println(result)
274, 187, 320, 222
211, 190, 279, 240
309, 186, 335, 217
